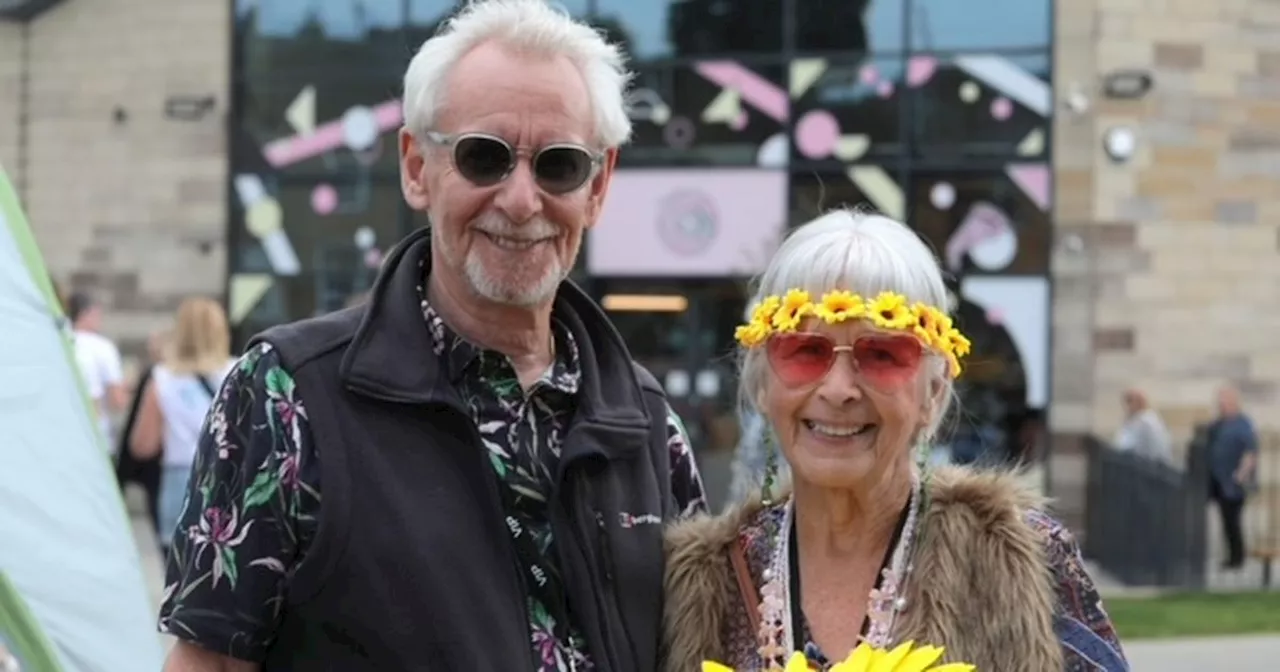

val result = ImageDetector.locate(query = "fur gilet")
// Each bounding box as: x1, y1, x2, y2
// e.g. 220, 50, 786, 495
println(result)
661, 467, 1065, 671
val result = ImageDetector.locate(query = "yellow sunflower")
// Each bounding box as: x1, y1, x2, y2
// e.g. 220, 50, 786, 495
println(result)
867, 292, 915, 330
771, 289, 813, 332
735, 321, 771, 348
703, 641, 974, 672
945, 329, 972, 358
910, 303, 942, 349
816, 290, 866, 324
750, 295, 783, 327
831, 641, 976, 672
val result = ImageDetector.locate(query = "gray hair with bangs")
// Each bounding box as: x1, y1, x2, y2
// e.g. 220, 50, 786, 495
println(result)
738, 209, 956, 444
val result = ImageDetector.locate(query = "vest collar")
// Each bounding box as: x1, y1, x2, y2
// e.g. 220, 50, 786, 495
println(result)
339, 227, 652, 434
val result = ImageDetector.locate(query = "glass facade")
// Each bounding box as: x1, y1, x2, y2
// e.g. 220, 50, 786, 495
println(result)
227, 0, 1054, 464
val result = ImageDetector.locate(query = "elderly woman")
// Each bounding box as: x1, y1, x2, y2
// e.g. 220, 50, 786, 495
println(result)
662, 211, 1126, 671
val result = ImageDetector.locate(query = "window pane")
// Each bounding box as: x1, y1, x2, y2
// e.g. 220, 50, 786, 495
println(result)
592, 0, 675, 60
599, 0, 782, 60
791, 56, 904, 165
237, 72, 403, 179
908, 169, 1051, 276
794, 0, 905, 53
405, 0, 458, 52
593, 279, 691, 368
231, 271, 367, 348
908, 53, 1049, 159
908, 0, 1050, 51
789, 166, 905, 227
237, 0, 410, 78
622, 62, 788, 168
229, 177, 404, 285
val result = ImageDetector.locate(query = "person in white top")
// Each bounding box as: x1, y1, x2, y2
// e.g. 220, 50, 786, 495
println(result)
129, 298, 236, 557
67, 292, 127, 450
1113, 388, 1174, 465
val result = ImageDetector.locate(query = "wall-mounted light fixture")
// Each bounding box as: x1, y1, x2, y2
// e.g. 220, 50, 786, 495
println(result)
1102, 70, 1154, 100
1103, 126, 1138, 163
164, 95, 217, 121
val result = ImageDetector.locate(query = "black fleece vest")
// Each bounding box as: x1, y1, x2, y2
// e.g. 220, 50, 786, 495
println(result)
252, 229, 675, 671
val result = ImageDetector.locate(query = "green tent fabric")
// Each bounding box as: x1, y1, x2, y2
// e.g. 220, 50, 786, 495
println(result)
0, 162, 164, 671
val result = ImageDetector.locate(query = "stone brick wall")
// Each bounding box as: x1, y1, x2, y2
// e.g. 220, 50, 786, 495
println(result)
1052, 0, 1280, 450
0, 0, 229, 364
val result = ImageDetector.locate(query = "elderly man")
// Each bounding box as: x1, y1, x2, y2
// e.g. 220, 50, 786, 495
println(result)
158, 1, 705, 670
1207, 385, 1258, 570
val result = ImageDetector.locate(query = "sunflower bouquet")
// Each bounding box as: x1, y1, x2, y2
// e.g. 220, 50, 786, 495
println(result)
703, 640, 976, 672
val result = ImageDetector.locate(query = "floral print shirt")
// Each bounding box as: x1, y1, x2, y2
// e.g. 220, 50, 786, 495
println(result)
158, 283, 707, 669
722, 505, 1125, 671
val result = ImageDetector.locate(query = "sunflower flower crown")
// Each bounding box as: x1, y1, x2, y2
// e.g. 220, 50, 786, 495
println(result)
704, 640, 976, 672
734, 289, 972, 378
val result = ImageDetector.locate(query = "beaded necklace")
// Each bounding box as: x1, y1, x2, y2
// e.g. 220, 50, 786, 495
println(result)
755, 471, 926, 668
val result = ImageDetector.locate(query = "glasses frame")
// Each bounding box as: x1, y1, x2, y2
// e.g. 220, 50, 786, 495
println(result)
422, 130, 606, 195
764, 331, 926, 389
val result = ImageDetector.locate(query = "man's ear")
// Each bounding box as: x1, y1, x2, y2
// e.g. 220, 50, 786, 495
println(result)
400, 128, 430, 210
583, 147, 619, 229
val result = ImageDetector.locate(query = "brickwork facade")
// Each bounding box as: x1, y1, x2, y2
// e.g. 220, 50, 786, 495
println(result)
0, 0, 229, 359
1052, 0, 1280, 447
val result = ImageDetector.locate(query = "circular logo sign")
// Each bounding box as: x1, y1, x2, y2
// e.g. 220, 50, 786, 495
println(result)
656, 189, 718, 257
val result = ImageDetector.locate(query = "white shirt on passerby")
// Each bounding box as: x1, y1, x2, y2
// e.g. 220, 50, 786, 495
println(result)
151, 360, 235, 468
73, 329, 124, 449
1114, 408, 1173, 464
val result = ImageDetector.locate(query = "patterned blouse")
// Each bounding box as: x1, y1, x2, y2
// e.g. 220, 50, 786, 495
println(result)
157, 272, 707, 670
721, 505, 1125, 671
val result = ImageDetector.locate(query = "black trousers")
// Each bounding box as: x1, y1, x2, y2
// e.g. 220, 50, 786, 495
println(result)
1212, 482, 1247, 567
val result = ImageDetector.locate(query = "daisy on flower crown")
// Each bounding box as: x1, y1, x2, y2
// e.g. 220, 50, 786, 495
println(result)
734, 288, 972, 378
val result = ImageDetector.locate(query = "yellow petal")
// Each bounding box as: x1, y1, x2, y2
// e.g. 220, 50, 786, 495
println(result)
831, 642, 876, 672
896, 645, 944, 672
869, 641, 914, 672
701, 662, 736, 672
784, 651, 812, 672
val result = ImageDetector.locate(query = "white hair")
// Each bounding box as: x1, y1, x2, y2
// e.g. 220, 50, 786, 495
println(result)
739, 209, 957, 443
402, 0, 634, 148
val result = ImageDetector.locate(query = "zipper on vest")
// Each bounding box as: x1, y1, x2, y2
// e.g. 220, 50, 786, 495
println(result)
593, 511, 615, 585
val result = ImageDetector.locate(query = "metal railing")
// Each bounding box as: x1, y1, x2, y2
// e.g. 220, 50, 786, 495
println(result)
1082, 431, 1209, 588
1083, 427, 1280, 590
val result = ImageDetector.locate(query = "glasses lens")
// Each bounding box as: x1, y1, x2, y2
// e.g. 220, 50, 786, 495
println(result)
453, 136, 514, 186
766, 333, 837, 387
534, 146, 594, 194
852, 335, 924, 387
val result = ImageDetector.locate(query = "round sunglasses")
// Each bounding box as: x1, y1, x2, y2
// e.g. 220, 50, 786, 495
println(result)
765, 332, 925, 389
424, 130, 604, 195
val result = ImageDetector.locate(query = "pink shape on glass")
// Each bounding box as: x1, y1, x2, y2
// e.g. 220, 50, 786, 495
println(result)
877, 81, 895, 98
859, 64, 880, 84
795, 110, 840, 159
991, 97, 1013, 120
730, 110, 749, 131
1005, 163, 1051, 211
311, 183, 338, 215
694, 61, 789, 122
906, 56, 938, 87
986, 308, 1005, 325
264, 99, 403, 168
